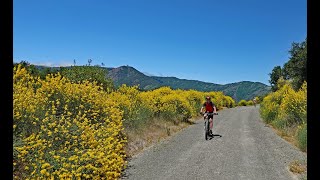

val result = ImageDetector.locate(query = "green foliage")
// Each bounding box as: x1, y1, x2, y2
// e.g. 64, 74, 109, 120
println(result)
108, 66, 161, 89
123, 104, 154, 131
271, 118, 288, 129
263, 38, 307, 151
14, 61, 59, 79
14, 62, 115, 92
108, 66, 270, 102
283, 39, 307, 90
106, 85, 235, 133
269, 38, 307, 91
223, 96, 236, 108
247, 100, 254, 106
260, 80, 307, 151
296, 123, 307, 152
60, 66, 114, 93
238, 100, 248, 106
269, 66, 282, 92
257, 94, 267, 103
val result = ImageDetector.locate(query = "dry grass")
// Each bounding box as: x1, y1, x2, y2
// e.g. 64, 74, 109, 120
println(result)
289, 160, 307, 174
124, 117, 199, 157
267, 124, 300, 150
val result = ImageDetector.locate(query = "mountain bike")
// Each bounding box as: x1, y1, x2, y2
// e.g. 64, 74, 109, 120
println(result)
201, 112, 218, 140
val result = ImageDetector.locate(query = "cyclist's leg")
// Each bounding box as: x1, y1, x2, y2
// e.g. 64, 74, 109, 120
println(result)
209, 117, 213, 135
209, 115, 213, 130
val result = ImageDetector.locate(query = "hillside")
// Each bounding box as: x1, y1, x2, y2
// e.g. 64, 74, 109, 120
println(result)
106, 66, 271, 101
30, 64, 270, 101
106, 66, 162, 90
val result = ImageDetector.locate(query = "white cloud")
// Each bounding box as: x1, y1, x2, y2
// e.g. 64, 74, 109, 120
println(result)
157, 72, 164, 77
143, 72, 155, 76
33, 61, 73, 67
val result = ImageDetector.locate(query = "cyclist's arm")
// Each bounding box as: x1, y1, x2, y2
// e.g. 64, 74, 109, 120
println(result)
213, 106, 217, 113
200, 106, 204, 113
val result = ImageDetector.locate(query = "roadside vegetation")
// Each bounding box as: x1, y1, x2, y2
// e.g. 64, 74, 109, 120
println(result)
237, 98, 259, 107
260, 38, 307, 152
13, 62, 235, 179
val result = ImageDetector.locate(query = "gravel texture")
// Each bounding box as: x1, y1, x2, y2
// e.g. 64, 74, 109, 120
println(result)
122, 106, 307, 180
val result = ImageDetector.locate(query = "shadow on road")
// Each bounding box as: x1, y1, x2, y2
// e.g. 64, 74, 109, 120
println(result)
208, 134, 222, 140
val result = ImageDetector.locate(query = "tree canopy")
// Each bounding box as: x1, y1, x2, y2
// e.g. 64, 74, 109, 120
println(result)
269, 38, 307, 91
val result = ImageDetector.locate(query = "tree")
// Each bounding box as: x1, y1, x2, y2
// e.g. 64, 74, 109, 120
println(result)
101, 62, 105, 67
14, 60, 59, 79
73, 59, 76, 66
88, 59, 92, 66
282, 39, 307, 90
269, 66, 282, 92
14, 60, 30, 68
60, 66, 115, 93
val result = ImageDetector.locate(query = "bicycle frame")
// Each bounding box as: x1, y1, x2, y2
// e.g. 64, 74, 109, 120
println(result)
203, 112, 215, 140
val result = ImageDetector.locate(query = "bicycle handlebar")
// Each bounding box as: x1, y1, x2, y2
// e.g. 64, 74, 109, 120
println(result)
200, 112, 218, 115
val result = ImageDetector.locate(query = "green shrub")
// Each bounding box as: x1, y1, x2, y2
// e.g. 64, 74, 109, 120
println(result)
60, 66, 114, 93
238, 100, 248, 106
123, 104, 154, 131
271, 118, 288, 130
296, 123, 307, 152
247, 100, 254, 106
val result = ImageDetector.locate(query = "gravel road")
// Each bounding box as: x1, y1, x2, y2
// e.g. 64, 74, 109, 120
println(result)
122, 106, 307, 180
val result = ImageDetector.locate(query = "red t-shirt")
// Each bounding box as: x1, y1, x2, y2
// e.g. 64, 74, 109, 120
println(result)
203, 101, 215, 112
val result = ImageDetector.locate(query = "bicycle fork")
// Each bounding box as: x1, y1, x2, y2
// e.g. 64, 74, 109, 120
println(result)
204, 119, 213, 131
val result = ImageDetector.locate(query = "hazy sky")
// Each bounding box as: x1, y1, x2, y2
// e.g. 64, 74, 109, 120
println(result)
13, 0, 306, 85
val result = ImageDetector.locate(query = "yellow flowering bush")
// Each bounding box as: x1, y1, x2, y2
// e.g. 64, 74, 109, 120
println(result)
260, 80, 307, 151
259, 82, 290, 124
247, 100, 254, 106
109, 85, 153, 130
159, 93, 193, 123
238, 100, 248, 106
14, 65, 126, 179
223, 96, 236, 108
14, 65, 236, 179
279, 82, 307, 125
177, 90, 204, 116
106, 86, 235, 131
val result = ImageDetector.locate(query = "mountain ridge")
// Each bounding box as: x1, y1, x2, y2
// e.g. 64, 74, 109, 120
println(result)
108, 66, 267, 86
30, 64, 271, 101
106, 65, 271, 101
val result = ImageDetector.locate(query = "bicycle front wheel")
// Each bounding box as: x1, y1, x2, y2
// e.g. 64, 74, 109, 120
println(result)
205, 120, 209, 140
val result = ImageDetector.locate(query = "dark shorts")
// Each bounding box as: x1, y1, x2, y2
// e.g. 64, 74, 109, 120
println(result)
204, 112, 213, 119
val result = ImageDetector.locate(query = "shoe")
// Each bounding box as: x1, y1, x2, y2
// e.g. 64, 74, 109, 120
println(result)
209, 130, 213, 136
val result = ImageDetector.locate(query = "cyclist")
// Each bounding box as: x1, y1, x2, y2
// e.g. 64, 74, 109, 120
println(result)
200, 96, 217, 136
253, 97, 257, 107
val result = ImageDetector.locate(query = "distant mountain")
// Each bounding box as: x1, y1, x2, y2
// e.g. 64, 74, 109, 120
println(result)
106, 66, 271, 101
29, 64, 270, 101
106, 66, 162, 90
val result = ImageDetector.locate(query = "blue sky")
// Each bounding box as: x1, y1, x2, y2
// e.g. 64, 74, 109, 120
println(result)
13, 0, 306, 85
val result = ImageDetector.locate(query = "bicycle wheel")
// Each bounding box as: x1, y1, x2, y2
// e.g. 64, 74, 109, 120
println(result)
205, 120, 209, 140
